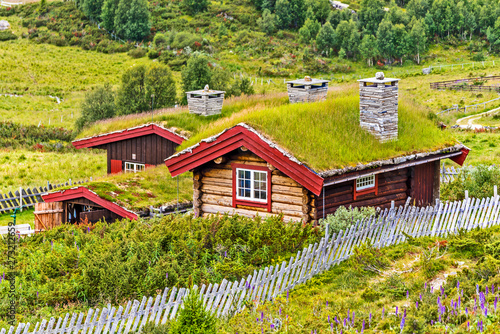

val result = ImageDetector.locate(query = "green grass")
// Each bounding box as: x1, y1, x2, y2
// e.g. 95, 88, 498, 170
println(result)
59, 165, 193, 210
0, 208, 35, 227
0, 148, 107, 193
0, 15, 150, 129
451, 130, 500, 165
180, 86, 457, 172
76, 92, 289, 139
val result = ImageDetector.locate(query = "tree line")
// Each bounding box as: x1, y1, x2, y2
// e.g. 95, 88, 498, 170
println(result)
254, 0, 500, 64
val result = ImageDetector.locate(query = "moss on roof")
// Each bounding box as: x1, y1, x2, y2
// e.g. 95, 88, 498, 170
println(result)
179, 87, 458, 172
76, 93, 289, 140
57, 165, 193, 211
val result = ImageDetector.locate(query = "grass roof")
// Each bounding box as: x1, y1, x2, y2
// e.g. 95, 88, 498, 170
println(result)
179, 86, 458, 172
57, 165, 193, 211
76, 93, 289, 140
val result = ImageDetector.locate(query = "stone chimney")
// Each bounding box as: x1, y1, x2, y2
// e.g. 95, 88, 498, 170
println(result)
358, 72, 400, 142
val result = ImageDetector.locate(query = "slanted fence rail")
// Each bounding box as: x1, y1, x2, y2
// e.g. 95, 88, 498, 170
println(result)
430, 75, 500, 92
0, 179, 91, 214
4, 193, 500, 334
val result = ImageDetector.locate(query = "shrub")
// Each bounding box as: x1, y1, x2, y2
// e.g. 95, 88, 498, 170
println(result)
170, 288, 217, 334
128, 47, 147, 58
0, 30, 17, 41
319, 206, 376, 234
441, 165, 500, 201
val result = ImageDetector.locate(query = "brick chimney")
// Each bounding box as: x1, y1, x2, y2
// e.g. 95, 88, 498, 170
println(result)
358, 72, 400, 142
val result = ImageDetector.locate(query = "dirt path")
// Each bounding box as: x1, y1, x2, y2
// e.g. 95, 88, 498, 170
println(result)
456, 107, 500, 129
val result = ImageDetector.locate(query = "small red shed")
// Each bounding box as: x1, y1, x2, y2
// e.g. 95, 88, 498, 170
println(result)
72, 123, 186, 174
35, 187, 137, 230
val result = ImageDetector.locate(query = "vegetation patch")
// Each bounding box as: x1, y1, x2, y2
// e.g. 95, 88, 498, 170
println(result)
57, 165, 193, 211
0, 213, 320, 326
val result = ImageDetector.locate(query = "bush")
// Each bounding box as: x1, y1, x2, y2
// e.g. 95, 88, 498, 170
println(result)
319, 206, 376, 234
441, 165, 500, 201
0, 30, 17, 41
128, 47, 147, 58
170, 288, 217, 334
76, 83, 117, 130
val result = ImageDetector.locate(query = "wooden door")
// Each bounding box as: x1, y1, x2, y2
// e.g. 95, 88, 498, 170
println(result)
412, 162, 435, 206
34, 202, 64, 231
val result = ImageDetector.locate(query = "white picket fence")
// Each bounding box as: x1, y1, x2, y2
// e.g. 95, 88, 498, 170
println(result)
4, 194, 500, 334
440, 165, 461, 183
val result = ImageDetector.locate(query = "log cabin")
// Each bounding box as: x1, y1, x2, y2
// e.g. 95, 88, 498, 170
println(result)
72, 123, 186, 174
165, 73, 470, 224
35, 187, 137, 231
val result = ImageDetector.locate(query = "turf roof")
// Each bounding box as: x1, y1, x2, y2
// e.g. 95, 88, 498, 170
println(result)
76, 93, 289, 140
178, 88, 458, 172
56, 165, 193, 211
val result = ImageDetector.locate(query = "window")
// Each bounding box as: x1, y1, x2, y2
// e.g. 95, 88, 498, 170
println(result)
356, 175, 376, 191
236, 168, 268, 202
232, 163, 271, 211
354, 174, 378, 200
125, 162, 145, 173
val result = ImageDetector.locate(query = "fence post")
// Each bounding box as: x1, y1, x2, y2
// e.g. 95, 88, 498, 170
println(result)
465, 190, 469, 199
495, 186, 498, 200
69, 179, 72, 186
19, 187, 22, 212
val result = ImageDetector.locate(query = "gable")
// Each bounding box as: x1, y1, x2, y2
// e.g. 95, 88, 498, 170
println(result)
165, 124, 324, 196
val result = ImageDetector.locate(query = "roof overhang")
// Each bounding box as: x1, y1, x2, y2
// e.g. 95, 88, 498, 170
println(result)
323, 145, 470, 187
72, 123, 186, 149
42, 187, 138, 220
165, 123, 324, 196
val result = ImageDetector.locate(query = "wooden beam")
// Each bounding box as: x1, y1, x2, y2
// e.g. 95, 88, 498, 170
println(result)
214, 156, 227, 164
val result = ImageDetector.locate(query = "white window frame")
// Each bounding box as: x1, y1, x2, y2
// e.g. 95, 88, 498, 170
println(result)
235, 168, 268, 203
124, 162, 145, 173
356, 174, 376, 191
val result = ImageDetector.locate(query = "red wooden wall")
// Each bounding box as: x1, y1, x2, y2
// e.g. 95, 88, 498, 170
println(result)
99, 134, 179, 174
315, 161, 439, 219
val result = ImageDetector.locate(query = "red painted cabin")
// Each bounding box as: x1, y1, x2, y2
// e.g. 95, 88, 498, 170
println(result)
73, 124, 186, 174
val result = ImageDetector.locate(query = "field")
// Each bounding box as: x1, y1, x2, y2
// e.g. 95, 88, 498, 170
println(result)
0, 16, 149, 129
0, 148, 107, 194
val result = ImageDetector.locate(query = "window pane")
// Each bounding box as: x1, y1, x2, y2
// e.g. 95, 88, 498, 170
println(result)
239, 170, 245, 179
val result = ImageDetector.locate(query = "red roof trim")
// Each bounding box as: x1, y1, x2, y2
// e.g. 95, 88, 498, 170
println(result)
450, 147, 470, 166
42, 187, 138, 220
72, 124, 185, 149
165, 125, 324, 195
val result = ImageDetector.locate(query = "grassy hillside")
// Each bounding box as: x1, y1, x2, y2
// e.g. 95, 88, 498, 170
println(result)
221, 225, 500, 333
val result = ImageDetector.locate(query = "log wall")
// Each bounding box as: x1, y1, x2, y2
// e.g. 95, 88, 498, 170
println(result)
316, 161, 439, 220
195, 150, 312, 223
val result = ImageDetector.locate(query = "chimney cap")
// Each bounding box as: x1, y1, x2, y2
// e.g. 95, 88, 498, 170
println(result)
358, 72, 400, 84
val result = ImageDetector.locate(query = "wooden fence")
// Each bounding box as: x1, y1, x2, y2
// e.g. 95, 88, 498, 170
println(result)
4, 193, 500, 334
430, 75, 500, 92
0, 1, 22, 6
0, 179, 90, 214
440, 165, 461, 183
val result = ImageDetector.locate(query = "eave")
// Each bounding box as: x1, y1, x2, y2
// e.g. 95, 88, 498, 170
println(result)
72, 123, 187, 149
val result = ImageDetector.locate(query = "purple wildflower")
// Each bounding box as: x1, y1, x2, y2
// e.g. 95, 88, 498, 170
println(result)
416, 301, 419, 309
87, 227, 90, 233
279, 308, 281, 316
326, 301, 328, 307
287, 290, 289, 301
457, 280, 460, 289
420, 293, 422, 301
331, 323, 333, 332
400, 316, 405, 332
37, 291, 39, 298
362, 319, 365, 333
166, 273, 168, 281
369, 312, 372, 325
431, 286, 434, 293
352, 311, 355, 325
382, 307, 385, 319
407, 290, 409, 299
328, 315, 330, 323
395, 306, 398, 316
467, 321, 470, 330
425, 282, 427, 289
